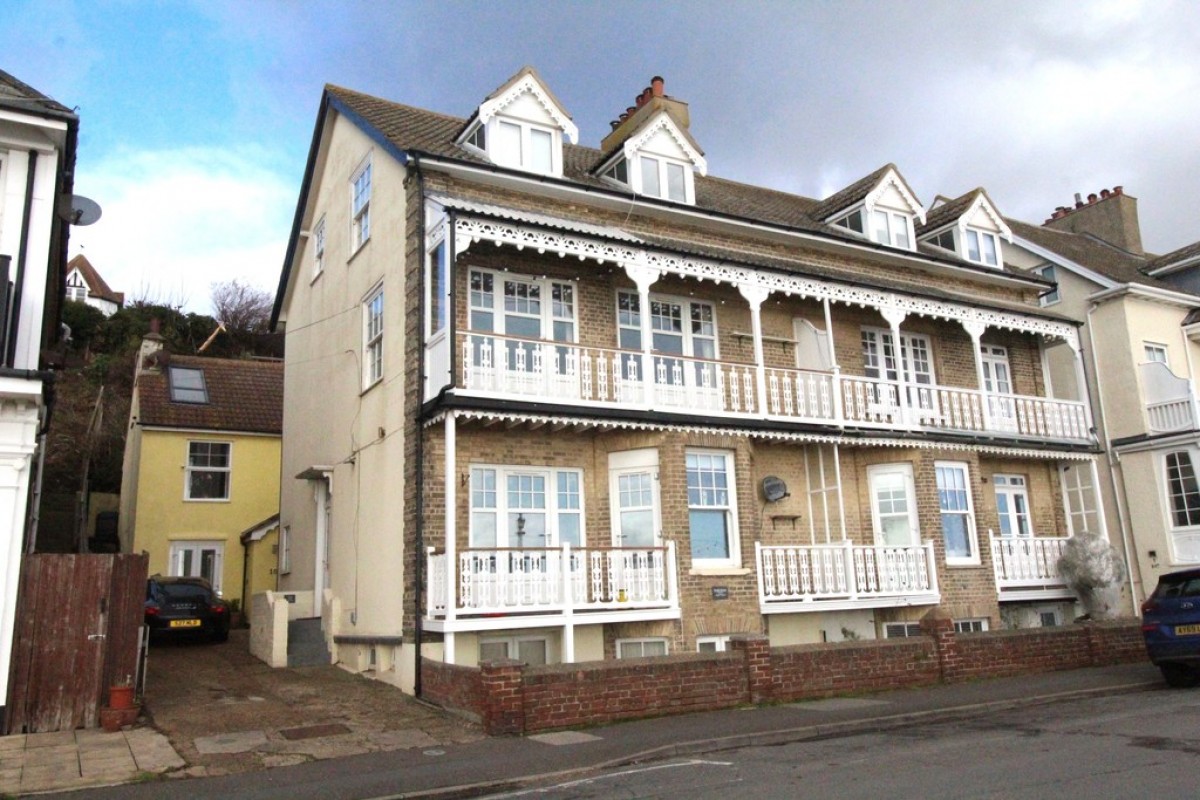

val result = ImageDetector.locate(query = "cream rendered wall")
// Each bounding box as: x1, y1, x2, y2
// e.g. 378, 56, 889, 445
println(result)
767, 611, 877, 646
1119, 448, 1178, 583
276, 112, 408, 645
132, 430, 280, 605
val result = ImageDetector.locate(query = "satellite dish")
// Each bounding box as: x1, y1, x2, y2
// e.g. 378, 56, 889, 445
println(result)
762, 475, 789, 503
57, 194, 102, 226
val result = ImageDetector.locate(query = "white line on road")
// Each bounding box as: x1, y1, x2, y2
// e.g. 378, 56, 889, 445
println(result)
482, 759, 735, 798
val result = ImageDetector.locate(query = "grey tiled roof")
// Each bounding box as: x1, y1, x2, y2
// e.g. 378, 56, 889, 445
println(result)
1005, 218, 1163, 287
0, 68, 75, 119
919, 189, 982, 236
808, 164, 898, 221
1146, 240, 1200, 274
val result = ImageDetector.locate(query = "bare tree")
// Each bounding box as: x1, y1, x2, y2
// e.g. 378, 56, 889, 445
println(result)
210, 279, 273, 336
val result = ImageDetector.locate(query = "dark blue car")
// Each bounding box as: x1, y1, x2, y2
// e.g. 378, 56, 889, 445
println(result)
1141, 568, 1200, 687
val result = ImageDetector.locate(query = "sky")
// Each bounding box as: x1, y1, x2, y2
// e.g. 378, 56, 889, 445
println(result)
4, 0, 1199, 315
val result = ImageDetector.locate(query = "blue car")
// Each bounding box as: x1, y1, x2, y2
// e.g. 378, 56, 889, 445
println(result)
1141, 568, 1200, 687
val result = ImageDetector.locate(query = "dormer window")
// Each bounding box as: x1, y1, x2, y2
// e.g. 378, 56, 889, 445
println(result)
872, 209, 912, 248
834, 210, 865, 234
640, 155, 687, 202
603, 158, 629, 184
494, 120, 555, 173
457, 67, 578, 178
931, 230, 955, 251
965, 228, 999, 266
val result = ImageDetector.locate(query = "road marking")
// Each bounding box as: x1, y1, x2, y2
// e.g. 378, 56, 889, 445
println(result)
483, 759, 734, 797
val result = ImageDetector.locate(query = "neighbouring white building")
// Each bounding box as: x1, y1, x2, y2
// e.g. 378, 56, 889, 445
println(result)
0, 69, 78, 724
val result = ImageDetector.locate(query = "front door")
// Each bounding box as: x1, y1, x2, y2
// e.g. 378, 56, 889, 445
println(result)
170, 541, 223, 593
868, 463, 919, 547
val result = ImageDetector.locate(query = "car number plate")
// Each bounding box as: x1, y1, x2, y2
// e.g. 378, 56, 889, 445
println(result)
169, 619, 201, 628
1175, 624, 1200, 636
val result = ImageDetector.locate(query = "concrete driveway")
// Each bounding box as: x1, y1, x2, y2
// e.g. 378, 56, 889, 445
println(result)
143, 628, 482, 778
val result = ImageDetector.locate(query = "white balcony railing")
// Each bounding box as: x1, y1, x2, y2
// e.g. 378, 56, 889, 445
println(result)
458, 332, 1093, 443
756, 540, 939, 612
1141, 362, 1199, 434
990, 533, 1073, 600
426, 542, 679, 619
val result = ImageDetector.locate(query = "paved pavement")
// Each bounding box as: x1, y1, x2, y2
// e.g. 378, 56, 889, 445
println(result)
0, 633, 1161, 796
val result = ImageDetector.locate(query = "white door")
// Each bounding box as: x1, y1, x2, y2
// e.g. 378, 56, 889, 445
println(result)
981, 345, 1016, 431
868, 464, 919, 547
170, 541, 224, 594
609, 450, 661, 548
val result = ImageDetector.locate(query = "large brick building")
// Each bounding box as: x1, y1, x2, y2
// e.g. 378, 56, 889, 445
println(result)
270, 68, 1107, 693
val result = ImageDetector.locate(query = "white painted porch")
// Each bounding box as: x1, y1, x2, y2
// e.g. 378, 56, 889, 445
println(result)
755, 540, 940, 613
458, 332, 1092, 444
424, 542, 680, 632
990, 534, 1075, 601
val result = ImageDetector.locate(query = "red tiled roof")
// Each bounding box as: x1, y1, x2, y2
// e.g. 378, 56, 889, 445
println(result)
137, 354, 283, 435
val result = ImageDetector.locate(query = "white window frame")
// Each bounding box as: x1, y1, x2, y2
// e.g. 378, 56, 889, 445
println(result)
867, 463, 920, 548
490, 118, 560, 176
363, 283, 384, 389
635, 154, 689, 203
870, 208, 913, 249
1060, 463, 1100, 537
184, 440, 231, 502
936, 461, 979, 565
469, 268, 578, 342
616, 637, 669, 659
1144, 342, 1169, 364
427, 241, 448, 339
994, 474, 1033, 538
169, 540, 225, 594
1036, 265, 1060, 306
685, 449, 740, 569
697, 634, 731, 652
351, 156, 371, 251
278, 525, 291, 575
1037, 608, 1061, 627
953, 618, 989, 633
479, 634, 550, 665
468, 465, 585, 549
964, 228, 1000, 267
1163, 450, 1200, 562
312, 215, 326, 278
861, 328, 934, 386
884, 622, 922, 638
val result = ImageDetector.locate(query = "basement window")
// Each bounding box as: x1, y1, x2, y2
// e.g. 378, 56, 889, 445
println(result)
884, 622, 922, 638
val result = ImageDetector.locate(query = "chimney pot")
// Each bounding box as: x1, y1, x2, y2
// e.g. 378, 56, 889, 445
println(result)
651, 76, 664, 97
627, 106, 636, 116
635, 94, 646, 108
1114, 185, 1123, 195
1100, 188, 1111, 198
610, 120, 620, 130
149, 318, 161, 334
1087, 193, 1098, 204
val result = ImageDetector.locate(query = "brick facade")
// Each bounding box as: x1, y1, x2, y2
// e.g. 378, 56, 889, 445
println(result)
429, 621, 1144, 735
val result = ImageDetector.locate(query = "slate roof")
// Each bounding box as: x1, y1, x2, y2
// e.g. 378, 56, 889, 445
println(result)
137, 354, 283, 435
807, 164, 897, 221
67, 255, 124, 305
1146, 240, 1200, 275
919, 189, 982, 236
0, 68, 75, 119
1005, 218, 1162, 287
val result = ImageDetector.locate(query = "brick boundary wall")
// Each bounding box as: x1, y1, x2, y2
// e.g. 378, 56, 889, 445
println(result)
421, 619, 1145, 735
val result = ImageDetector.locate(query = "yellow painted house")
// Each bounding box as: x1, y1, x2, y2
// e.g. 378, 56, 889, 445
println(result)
119, 332, 283, 613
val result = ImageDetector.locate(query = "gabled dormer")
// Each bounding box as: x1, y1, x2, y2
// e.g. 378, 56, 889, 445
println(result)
811, 165, 925, 251
918, 188, 1013, 269
594, 76, 706, 205
456, 66, 578, 177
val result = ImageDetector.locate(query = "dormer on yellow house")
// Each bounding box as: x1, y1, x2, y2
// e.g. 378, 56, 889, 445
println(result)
119, 330, 282, 612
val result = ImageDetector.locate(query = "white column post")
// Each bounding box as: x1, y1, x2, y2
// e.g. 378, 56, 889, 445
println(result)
739, 284, 771, 416
443, 412, 457, 664
823, 297, 844, 425
880, 306, 909, 425
623, 263, 661, 409
561, 542, 575, 663
963, 319, 992, 432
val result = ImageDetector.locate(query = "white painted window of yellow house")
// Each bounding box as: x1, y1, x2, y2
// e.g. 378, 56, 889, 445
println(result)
469, 466, 584, 548
686, 449, 740, 568
479, 635, 549, 665
350, 157, 371, 251
363, 283, 383, 389
616, 637, 669, 658
185, 441, 230, 501
170, 541, 224, 593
